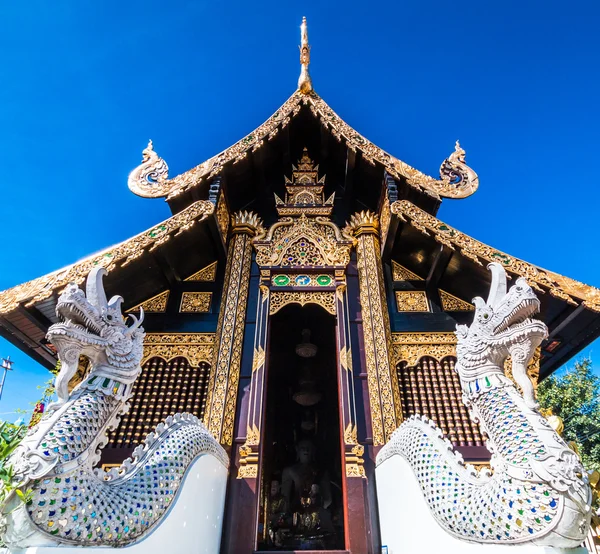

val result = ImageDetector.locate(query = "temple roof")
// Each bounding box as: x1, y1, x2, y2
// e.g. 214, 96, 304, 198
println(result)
128, 90, 478, 203
127, 19, 479, 204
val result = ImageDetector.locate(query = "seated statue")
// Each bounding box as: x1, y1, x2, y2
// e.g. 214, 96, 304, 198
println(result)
281, 439, 334, 548
281, 439, 332, 511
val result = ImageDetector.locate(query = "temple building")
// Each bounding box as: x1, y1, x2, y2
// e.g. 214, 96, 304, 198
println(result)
1, 18, 599, 554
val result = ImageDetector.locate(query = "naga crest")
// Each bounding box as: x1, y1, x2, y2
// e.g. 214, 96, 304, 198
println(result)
47, 267, 145, 403
456, 263, 547, 407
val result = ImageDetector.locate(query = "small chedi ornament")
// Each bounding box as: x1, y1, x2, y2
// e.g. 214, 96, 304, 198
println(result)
377, 263, 591, 547
0, 268, 227, 548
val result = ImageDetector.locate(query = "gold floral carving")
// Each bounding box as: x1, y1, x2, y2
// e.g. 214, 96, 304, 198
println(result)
439, 289, 474, 312
154, 90, 472, 202
343, 424, 366, 477
391, 200, 600, 312
379, 191, 391, 249
216, 192, 230, 240
395, 291, 429, 312
127, 290, 169, 313
254, 214, 353, 269
269, 291, 335, 315
184, 261, 217, 282
350, 211, 402, 445
252, 346, 266, 373
0, 200, 215, 314
180, 292, 212, 313
141, 333, 215, 367
392, 332, 457, 366
345, 444, 366, 478
204, 213, 259, 445
392, 261, 423, 281
245, 424, 260, 446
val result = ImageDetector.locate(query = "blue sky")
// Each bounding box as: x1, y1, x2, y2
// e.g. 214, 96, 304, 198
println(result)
0, 1, 599, 419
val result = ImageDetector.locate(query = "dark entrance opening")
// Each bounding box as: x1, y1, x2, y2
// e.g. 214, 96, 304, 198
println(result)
258, 303, 345, 551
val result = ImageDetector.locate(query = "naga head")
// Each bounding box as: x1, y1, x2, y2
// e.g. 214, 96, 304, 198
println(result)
456, 264, 547, 404
47, 268, 145, 403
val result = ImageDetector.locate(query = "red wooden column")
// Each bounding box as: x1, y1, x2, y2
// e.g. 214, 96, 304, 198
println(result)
334, 269, 371, 553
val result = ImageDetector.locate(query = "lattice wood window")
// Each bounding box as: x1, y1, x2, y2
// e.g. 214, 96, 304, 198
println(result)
397, 356, 484, 447
108, 357, 211, 448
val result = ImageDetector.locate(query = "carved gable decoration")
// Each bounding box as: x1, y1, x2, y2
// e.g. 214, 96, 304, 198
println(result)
275, 148, 334, 217
254, 215, 353, 269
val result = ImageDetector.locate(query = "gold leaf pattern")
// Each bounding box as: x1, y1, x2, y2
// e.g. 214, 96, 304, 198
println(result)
395, 291, 429, 312
180, 292, 212, 313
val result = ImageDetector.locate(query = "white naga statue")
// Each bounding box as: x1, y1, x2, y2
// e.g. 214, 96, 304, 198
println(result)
378, 263, 592, 548
0, 268, 227, 548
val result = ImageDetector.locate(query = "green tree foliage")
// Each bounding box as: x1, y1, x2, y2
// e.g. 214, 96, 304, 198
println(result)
537, 357, 600, 472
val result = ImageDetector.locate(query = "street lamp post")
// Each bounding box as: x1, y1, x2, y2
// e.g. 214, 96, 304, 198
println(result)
0, 356, 14, 403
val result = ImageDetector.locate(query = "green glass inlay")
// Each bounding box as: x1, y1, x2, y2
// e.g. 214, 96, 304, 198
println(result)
316, 274, 332, 286
273, 275, 290, 286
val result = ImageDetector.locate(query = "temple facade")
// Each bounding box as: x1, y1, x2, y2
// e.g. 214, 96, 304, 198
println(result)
1, 18, 599, 554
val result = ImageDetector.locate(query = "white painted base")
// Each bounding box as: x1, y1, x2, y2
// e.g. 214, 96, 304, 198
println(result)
6, 454, 228, 554
376, 453, 587, 554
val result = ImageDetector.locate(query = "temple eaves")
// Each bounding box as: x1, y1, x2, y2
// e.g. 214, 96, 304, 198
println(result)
127, 19, 479, 201
1, 198, 599, 316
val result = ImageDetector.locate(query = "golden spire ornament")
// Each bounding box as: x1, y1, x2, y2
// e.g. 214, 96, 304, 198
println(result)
298, 16, 312, 94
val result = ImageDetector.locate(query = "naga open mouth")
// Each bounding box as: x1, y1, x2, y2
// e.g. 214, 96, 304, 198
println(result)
494, 297, 540, 334
55, 302, 103, 337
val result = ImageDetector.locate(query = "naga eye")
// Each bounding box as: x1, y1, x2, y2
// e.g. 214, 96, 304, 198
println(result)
483, 313, 489, 319
106, 315, 113, 321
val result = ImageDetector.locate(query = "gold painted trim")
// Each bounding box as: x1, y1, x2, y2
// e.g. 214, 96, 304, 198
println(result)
127, 290, 169, 313
141, 333, 215, 367
391, 200, 600, 311
395, 291, 429, 312
392, 332, 457, 366
0, 200, 215, 314
180, 292, 212, 313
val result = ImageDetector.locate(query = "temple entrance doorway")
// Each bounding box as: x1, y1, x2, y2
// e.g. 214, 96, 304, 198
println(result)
258, 303, 346, 551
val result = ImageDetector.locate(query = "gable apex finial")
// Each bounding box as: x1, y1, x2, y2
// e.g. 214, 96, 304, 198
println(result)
298, 16, 313, 94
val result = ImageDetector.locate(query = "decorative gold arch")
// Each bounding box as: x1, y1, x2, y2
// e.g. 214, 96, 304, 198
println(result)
141, 333, 215, 367
392, 332, 457, 366
269, 291, 335, 315
254, 214, 353, 269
